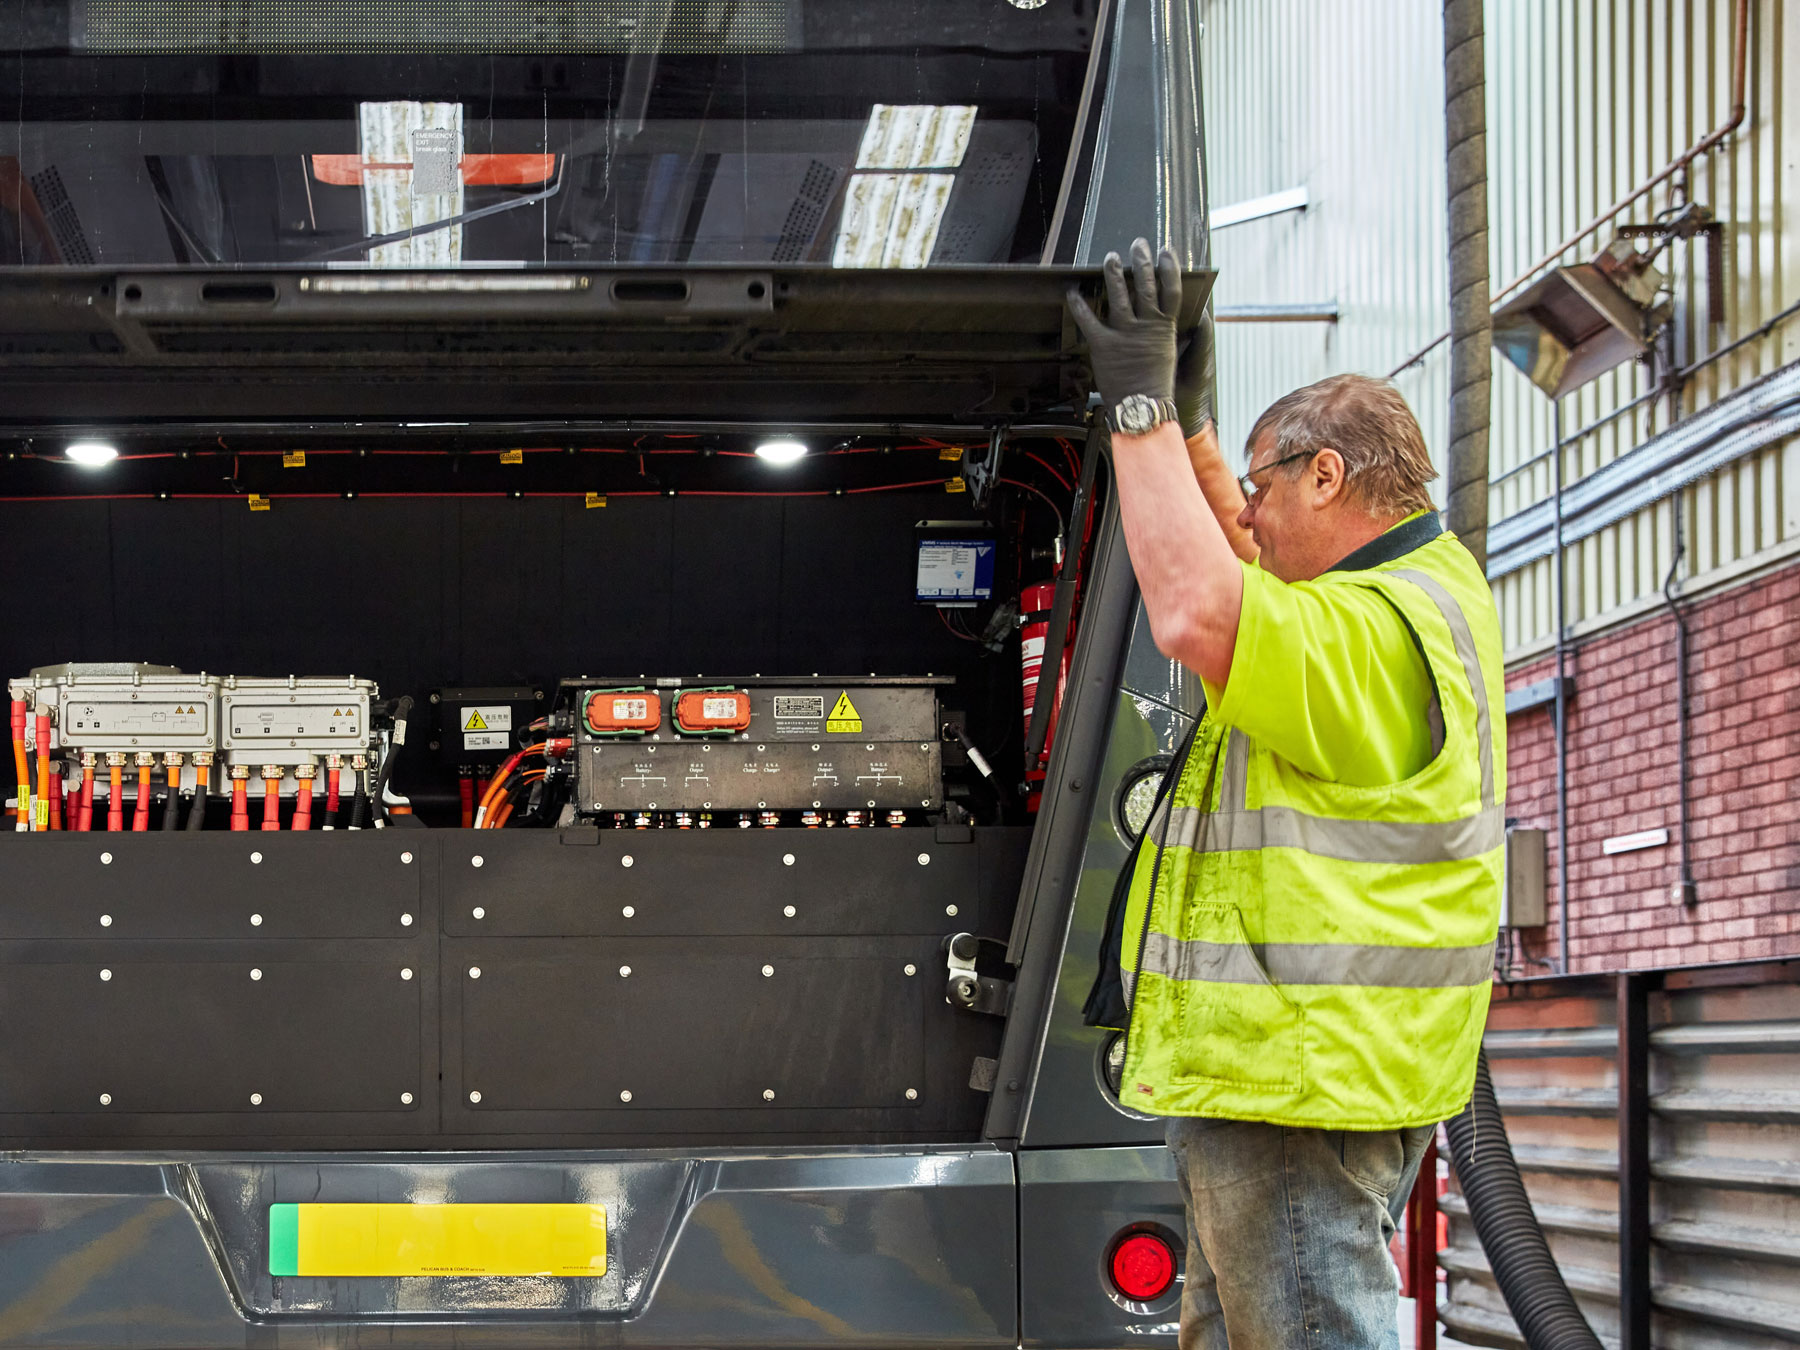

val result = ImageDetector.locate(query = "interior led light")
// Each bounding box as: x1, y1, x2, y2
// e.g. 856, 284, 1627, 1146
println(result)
754, 440, 808, 465
65, 441, 119, 467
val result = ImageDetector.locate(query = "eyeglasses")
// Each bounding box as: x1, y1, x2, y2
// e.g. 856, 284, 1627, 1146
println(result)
1238, 450, 1316, 502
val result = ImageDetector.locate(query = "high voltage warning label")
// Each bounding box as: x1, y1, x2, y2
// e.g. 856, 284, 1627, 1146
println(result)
826, 692, 862, 734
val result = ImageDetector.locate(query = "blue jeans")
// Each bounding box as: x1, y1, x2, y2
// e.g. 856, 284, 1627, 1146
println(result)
1164, 1116, 1434, 1350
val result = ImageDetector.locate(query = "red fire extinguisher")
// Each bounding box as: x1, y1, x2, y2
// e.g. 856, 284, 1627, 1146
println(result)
1020, 581, 1071, 813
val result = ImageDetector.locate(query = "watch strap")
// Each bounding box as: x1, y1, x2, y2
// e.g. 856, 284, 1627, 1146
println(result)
1106, 396, 1180, 434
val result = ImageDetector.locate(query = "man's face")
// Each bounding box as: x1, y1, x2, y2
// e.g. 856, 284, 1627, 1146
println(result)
1236, 431, 1313, 582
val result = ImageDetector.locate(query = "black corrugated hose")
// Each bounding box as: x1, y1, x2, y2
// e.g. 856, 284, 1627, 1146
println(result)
160, 765, 181, 830
1445, 1052, 1603, 1349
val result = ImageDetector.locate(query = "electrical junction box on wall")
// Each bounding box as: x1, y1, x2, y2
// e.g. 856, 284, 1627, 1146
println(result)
8, 663, 221, 756
1503, 827, 1548, 928
219, 676, 375, 769
432, 686, 542, 767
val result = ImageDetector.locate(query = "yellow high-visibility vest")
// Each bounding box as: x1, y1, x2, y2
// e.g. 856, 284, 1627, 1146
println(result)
1117, 520, 1505, 1129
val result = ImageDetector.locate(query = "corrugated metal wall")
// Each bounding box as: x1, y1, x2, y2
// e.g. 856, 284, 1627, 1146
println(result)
1452, 968, 1800, 1348
1201, 0, 1798, 660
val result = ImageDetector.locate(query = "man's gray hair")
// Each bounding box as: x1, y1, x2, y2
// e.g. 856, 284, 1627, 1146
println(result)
1246, 374, 1437, 516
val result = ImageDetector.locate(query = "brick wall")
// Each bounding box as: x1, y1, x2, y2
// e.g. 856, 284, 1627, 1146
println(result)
1504, 558, 1800, 973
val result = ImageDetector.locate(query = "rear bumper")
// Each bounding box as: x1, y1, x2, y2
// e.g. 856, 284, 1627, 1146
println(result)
0, 1144, 1184, 1348
0, 1147, 1018, 1348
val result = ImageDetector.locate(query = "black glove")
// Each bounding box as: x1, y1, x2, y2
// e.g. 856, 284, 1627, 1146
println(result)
1174, 310, 1215, 439
1066, 237, 1181, 413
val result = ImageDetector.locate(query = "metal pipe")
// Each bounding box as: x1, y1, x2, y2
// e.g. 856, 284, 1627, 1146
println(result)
1663, 491, 1696, 907
1443, 0, 1493, 570
1213, 302, 1339, 322
1551, 398, 1570, 974
1390, 0, 1752, 378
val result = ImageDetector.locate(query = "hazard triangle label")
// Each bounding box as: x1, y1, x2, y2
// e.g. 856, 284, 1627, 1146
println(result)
463, 710, 488, 732
826, 692, 863, 734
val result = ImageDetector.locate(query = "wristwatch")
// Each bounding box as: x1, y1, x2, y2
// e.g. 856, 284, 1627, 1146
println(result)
1108, 394, 1180, 437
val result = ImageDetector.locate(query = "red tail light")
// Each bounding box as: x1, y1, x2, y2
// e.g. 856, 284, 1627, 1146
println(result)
1110, 1232, 1176, 1301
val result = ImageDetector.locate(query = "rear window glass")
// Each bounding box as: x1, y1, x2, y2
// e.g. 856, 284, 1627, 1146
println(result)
0, 1, 1095, 269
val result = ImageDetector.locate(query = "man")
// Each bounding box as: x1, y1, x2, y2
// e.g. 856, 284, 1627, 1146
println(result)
1069, 241, 1504, 1349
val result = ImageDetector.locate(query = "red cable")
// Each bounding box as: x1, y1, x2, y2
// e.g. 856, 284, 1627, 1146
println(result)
47, 770, 62, 831
78, 767, 94, 831
292, 776, 313, 831
106, 763, 124, 832
131, 764, 152, 831
230, 777, 249, 831
459, 773, 475, 829
326, 765, 341, 816
261, 776, 281, 831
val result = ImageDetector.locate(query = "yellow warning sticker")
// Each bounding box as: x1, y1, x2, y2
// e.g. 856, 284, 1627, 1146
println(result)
500, 449, 524, 465
945, 476, 967, 494
585, 492, 607, 509
826, 691, 863, 734
463, 710, 488, 732
248, 494, 270, 512
282, 450, 306, 468
938, 446, 964, 461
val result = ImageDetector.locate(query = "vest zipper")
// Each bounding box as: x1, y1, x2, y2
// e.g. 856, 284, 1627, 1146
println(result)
1117, 719, 1204, 1086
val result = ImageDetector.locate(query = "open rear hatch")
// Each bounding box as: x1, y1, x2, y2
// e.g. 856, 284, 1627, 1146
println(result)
0, 264, 1211, 425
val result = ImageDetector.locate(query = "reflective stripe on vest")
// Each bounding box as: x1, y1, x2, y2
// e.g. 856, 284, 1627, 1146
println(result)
1140, 932, 1497, 988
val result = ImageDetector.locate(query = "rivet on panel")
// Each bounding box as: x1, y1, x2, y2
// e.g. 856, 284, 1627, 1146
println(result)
251, 968, 263, 981
619, 1090, 633, 1103
401, 913, 414, 927
100, 914, 112, 927
622, 905, 635, 918
251, 913, 263, 926
250, 1093, 263, 1106
783, 905, 796, 918
99, 1093, 112, 1106
469, 1090, 482, 1103
782, 853, 795, 866
401, 1092, 414, 1105
904, 963, 917, 976
619, 965, 632, 978
905, 1088, 918, 1101
100, 851, 113, 865
762, 1089, 775, 1102
469, 966, 482, 979
917, 853, 931, 866
472, 906, 485, 919
471, 855, 485, 868
401, 851, 414, 865
250, 851, 263, 865
621, 855, 634, 868
401, 967, 414, 981
762, 964, 775, 977
99, 969, 112, 981
945, 904, 958, 917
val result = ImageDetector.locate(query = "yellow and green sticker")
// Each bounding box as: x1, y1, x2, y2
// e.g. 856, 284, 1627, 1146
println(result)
269, 1203, 607, 1277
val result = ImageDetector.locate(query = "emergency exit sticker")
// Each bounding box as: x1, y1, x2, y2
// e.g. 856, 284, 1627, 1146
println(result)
826, 692, 863, 734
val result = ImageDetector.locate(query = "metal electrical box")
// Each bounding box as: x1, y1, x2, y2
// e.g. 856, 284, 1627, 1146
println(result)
219, 676, 375, 768
571, 677, 947, 815
9, 663, 220, 755
1503, 827, 1548, 928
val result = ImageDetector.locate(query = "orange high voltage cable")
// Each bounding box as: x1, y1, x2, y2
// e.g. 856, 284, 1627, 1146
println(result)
33, 711, 52, 831
229, 767, 250, 831
10, 699, 30, 831
106, 755, 125, 831
131, 755, 153, 831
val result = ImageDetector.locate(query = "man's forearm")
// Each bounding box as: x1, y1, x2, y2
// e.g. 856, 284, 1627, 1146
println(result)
1185, 422, 1259, 563
1111, 421, 1244, 687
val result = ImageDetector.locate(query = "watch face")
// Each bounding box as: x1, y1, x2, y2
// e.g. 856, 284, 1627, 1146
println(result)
1118, 395, 1155, 435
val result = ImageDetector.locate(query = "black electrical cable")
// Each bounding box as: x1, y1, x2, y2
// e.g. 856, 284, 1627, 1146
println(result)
347, 781, 370, 830
373, 695, 414, 825
185, 777, 209, 830
160, 767, 181, 830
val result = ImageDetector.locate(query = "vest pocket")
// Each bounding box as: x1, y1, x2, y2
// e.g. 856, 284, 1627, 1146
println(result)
1170, 904, 1305, 1093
